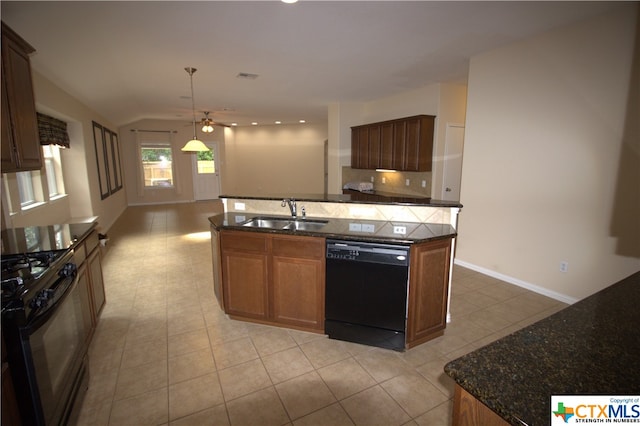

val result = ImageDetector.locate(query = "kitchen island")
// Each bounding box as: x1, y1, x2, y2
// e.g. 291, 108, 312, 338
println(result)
444, 270, 640, 425
209, 193, 461, 350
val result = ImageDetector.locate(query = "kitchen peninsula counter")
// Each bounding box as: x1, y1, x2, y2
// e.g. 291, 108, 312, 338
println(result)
209, 212, 456, 244
444, 270, 640, 425
221, 193, 463, 208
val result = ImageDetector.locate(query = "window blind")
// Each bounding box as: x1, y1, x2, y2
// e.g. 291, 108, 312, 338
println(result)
37, 112, 70, 148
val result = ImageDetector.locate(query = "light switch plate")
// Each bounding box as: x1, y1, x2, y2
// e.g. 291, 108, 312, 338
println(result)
393, 226, 407, 234
234, 202, 246, 211
349, 223, 362, 231
362, 224, 375, 232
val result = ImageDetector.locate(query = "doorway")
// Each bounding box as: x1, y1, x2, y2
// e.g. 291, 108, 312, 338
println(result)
441, 124, 465, 202
192, 141, 221, 200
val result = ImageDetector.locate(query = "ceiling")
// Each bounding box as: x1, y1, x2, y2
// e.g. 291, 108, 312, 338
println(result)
1, 1, 621, 128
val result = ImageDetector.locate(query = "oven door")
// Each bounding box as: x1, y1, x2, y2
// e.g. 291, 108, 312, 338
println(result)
21, 273, 90, 425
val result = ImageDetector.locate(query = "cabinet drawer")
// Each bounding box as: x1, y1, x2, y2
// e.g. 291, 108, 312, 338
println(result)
221, 231, 268, 253
272, 236, 324, 259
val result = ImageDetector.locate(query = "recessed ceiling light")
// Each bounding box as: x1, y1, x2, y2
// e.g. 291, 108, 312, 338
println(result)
299, 119, 306, 123
251, 122, 258, 125
231, 123, 238, 126
282, 0, 298, 3
275, 121, 281, 124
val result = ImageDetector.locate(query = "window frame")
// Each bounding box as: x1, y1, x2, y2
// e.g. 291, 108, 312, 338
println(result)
140, 142, 176, 189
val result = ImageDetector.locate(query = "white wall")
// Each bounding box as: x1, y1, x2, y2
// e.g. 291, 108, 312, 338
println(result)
1, 71, 127, 232
457, 4, 640, 301
326, 83, 467, 195
223, 123, 328, 195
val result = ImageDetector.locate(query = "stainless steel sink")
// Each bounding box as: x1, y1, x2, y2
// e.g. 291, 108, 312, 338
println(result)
241, 216, 328, 231
282, 219, 328, 231
241, 217, 292, 228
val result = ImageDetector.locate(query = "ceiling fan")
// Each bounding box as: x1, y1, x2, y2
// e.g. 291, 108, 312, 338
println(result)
199, 111, 231, 132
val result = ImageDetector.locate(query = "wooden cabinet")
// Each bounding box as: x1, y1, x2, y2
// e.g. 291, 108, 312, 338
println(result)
1, 23, 42, 172
406, 237, 452, 348
74, 229, 106, 339
452, 384, 509, 426
220, 230, 325, 332
210, 225, 224, 310
351, 115, 435, 172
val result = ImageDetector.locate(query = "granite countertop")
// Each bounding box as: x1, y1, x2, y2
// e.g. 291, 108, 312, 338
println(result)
209, 212, 456, 244
444, 270, 640, 425
220, 193, 463, 208
1, 222, 97, 255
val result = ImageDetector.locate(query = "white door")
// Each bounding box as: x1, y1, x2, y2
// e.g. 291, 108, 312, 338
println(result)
192, 142, 221, 200
441, 124, 465, 201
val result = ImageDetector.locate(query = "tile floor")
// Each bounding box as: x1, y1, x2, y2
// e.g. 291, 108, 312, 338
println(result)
76, 201, 567, 426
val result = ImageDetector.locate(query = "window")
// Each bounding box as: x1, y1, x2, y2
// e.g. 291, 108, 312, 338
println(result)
42, 145, 65, 197
196, 149, 215, 174
141, 144, 174, 187
17, 171, 36, 207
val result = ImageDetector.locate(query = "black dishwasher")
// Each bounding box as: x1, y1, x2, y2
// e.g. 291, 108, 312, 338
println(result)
325, 239, 410, 351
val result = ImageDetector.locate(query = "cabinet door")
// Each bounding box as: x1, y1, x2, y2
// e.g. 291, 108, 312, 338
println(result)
367, 124, 381, 169
88, 249, 106, 320
210, 225, 224, 310
1, 27, 41, 172
404, 116, 434, 172
351, 127, 369, 169
391, 121, 406, 170
379, 122, 394, 170
221, 232, 269, 320
76, 264, 95, 343
272, 236, 325, 330
406, 238, 451, 346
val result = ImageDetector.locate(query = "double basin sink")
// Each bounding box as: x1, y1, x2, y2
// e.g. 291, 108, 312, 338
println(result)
241, 216, 328, 232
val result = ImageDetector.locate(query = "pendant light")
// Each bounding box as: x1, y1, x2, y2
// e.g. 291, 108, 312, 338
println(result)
201, 111, 215, 133
181, 67, 210, 152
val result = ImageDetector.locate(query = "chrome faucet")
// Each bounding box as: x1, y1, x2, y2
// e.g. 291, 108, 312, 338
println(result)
282, 198, 297, 218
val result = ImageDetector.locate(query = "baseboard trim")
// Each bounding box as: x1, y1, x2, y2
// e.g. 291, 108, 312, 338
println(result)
453, 259, 578, 305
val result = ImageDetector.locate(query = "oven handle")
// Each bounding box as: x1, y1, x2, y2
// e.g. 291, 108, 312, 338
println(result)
26, 264, 78, 328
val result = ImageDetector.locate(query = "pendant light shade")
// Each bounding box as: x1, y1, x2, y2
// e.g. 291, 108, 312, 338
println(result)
181, 67, 210, 152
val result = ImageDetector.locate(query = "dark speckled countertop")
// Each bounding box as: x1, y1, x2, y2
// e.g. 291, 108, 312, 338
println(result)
444, 270, 640, 425
209, 212, 456, 244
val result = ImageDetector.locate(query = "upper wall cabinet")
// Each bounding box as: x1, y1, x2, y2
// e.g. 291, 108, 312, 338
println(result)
351, 115, 435, 172
1, 22, 42, 173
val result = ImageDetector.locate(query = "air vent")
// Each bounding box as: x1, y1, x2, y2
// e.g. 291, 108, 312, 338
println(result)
236, 72, 259, 80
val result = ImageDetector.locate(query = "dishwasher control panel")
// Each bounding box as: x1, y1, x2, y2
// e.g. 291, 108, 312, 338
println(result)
326, 240, 409, 266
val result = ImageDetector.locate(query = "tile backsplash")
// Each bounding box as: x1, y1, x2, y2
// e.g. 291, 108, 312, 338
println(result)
342, 167, 431, 197
223, 198, 456, 227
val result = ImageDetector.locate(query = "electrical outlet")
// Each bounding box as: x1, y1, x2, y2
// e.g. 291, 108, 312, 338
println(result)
362, 224, 375, 232
393, 226, 406, 234
349, 223, 362, 232
421, 180, 426, 188
370, 176, 374, 182
234, 202, 246, 211
405, 179, 410, 186
382, 177, 386, 184
560, 261, 569, 273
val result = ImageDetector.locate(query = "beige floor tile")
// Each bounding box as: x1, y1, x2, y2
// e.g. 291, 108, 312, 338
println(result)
354, 349, 414, 383
380, 373, 449, 418
207, 320, 250, 346
415, 358, 456, 398
217, 358, 272, 401
299, 337, 352, 369
262, 347, 315, 384
167, 311, 206, 336
169, 403, 230, 426
169, 346, 217, 384
212, 337, 259, 369
341, 385, 411, 426
109, 387, 168, 425
113, 358, 168, 401
293, 402, 355, 426
275, 371, 337, 420
249, 326, 298, 357
120, 335, 168, 369
414, 399, 453, 426
169, 372, 225, 421
317, 357, 376, 400
168, 328, 212, 358
226, 387, 290, 426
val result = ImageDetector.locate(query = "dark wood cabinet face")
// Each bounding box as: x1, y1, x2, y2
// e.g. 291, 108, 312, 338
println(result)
351, 115, 435, 172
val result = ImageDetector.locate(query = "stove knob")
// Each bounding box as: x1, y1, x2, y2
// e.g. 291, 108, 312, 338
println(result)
59, 262, 77, 278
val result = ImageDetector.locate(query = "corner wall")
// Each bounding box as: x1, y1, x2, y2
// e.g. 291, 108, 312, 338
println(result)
456, 4, 640, 300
